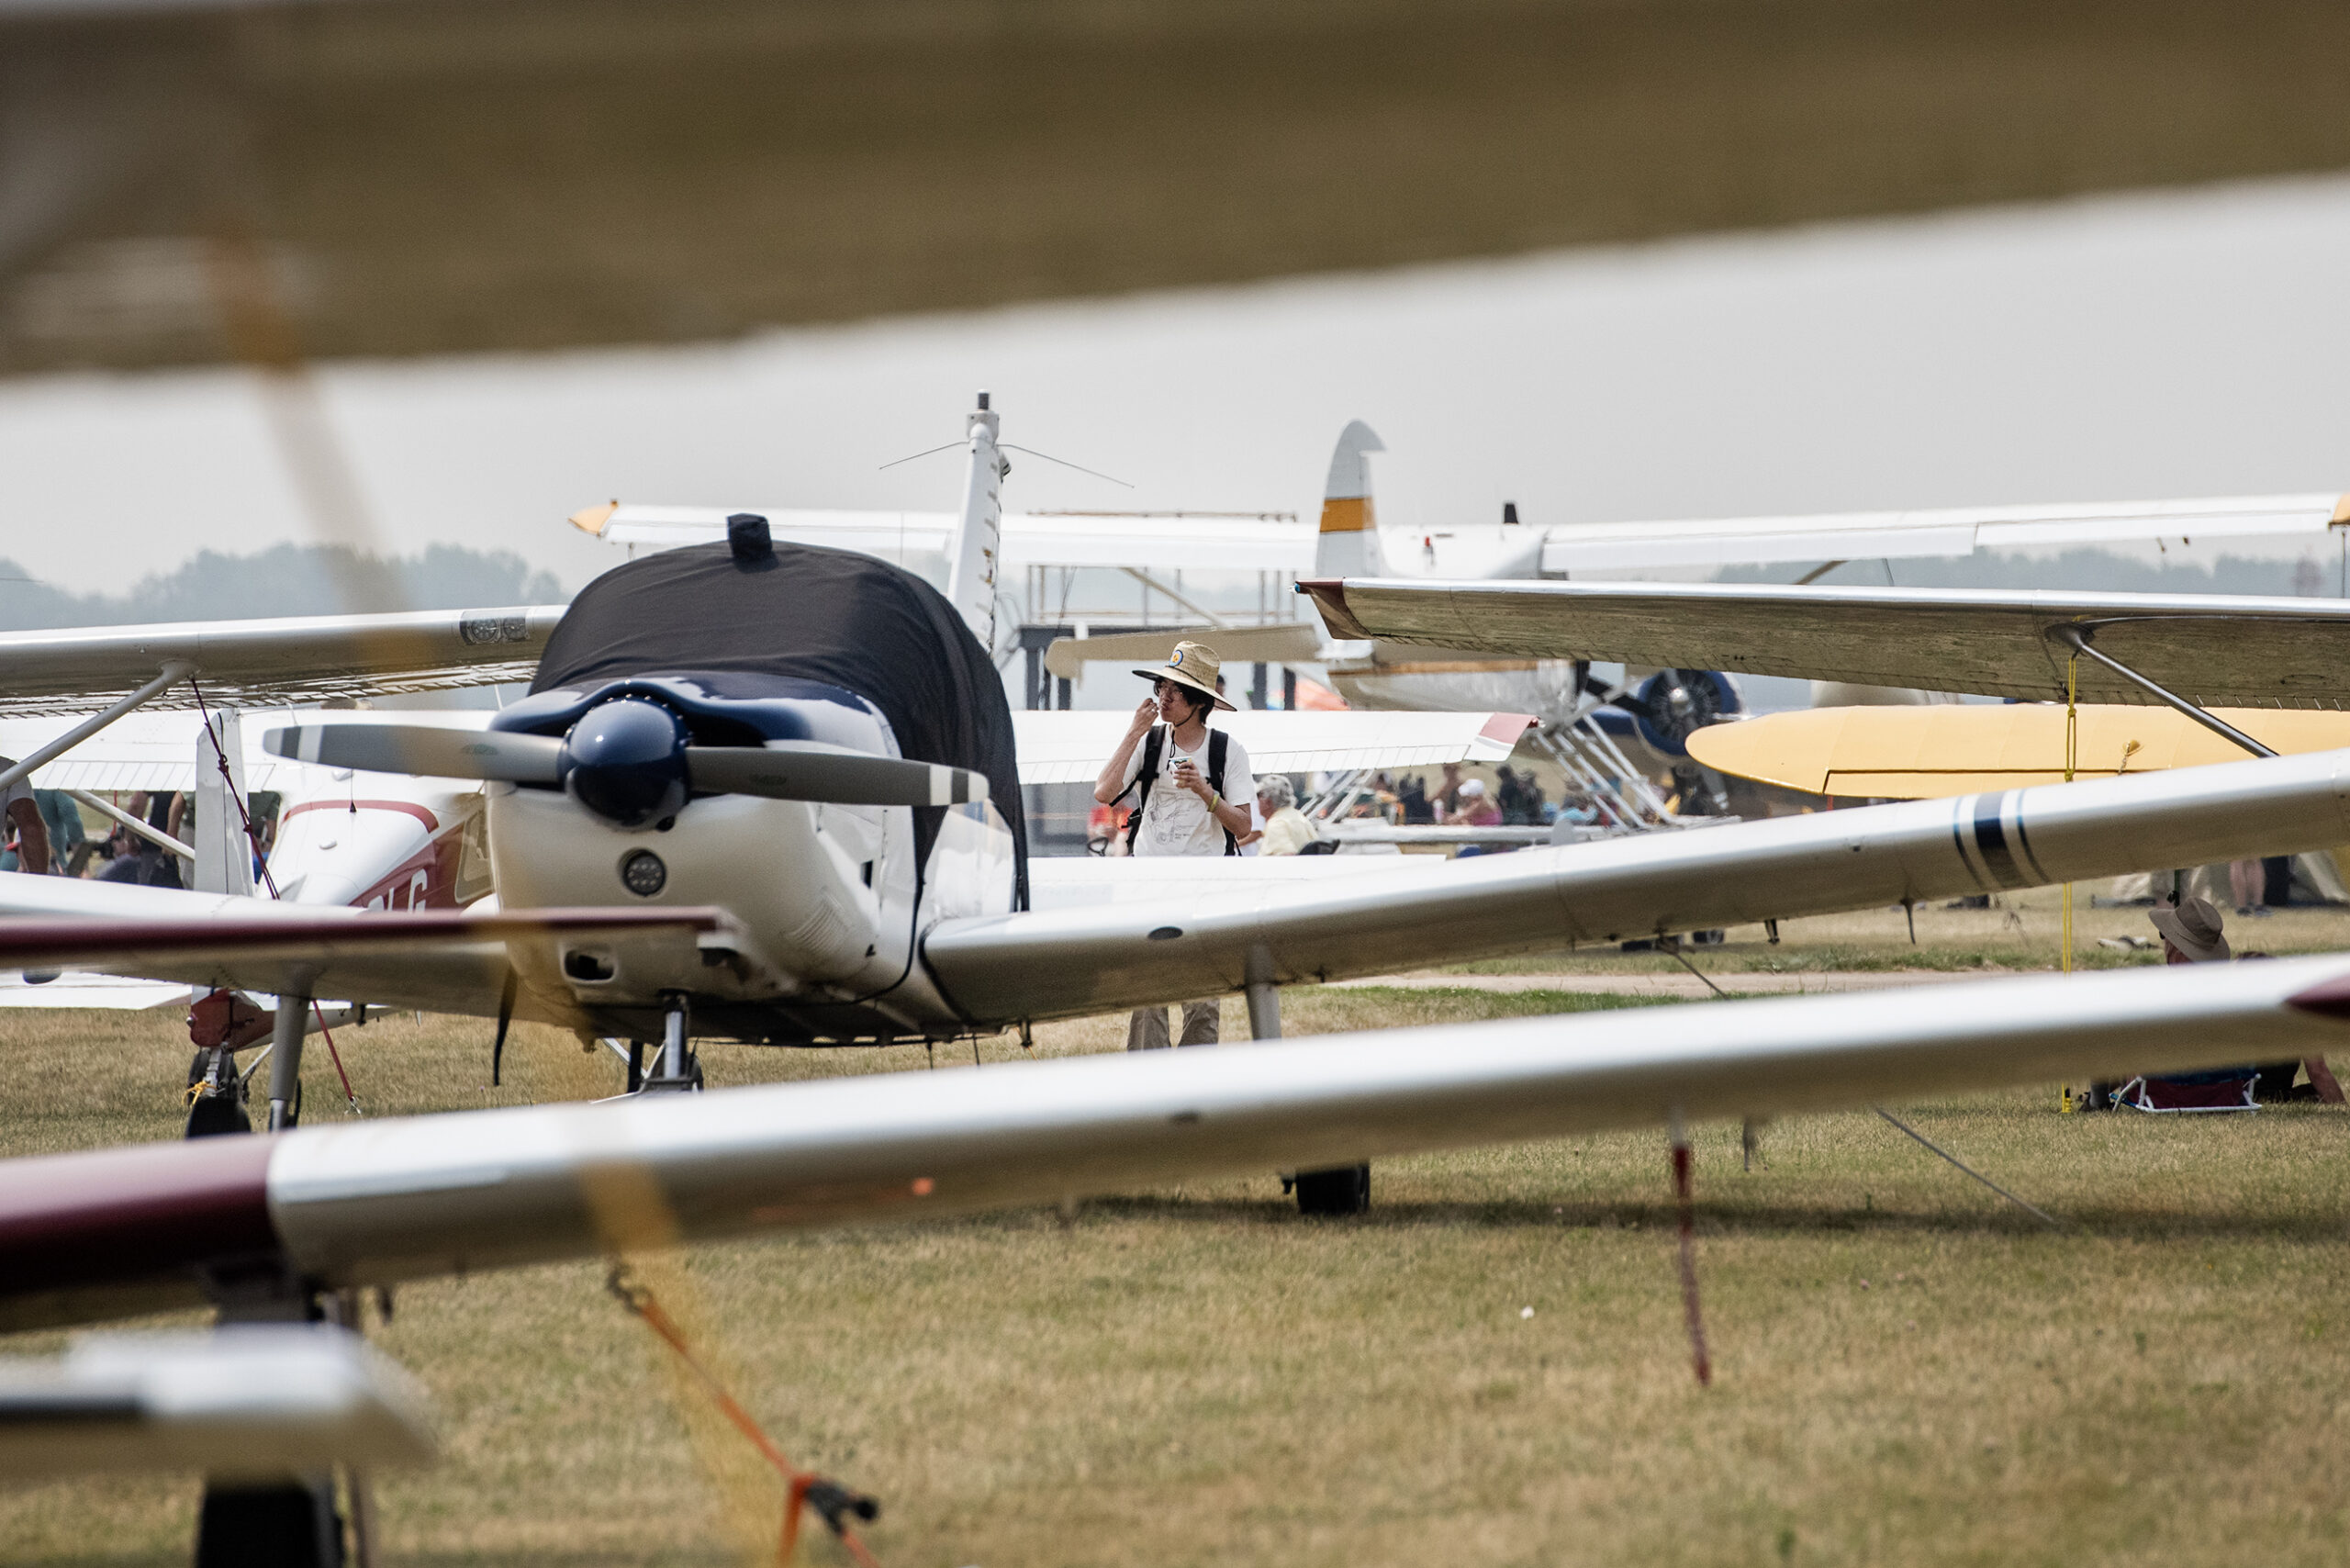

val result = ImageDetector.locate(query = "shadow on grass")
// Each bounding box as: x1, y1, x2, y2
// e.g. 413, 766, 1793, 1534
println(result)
13, 1559, 743, 1568
1060, 1193, 2350, 1242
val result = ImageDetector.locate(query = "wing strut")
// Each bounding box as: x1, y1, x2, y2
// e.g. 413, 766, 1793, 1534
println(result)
2048, 626, 2277, 758
66, 788, 194, 860
0, 660, 194, 791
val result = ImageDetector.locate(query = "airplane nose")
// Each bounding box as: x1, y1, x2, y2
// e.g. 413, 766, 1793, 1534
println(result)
561, 698, 689, 829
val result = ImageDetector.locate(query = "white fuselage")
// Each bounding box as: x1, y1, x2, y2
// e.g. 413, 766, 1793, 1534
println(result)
484, 780, 1016, 1041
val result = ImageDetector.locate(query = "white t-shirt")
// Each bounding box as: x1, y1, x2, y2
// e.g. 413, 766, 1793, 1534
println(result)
1116, 725, 1255, 858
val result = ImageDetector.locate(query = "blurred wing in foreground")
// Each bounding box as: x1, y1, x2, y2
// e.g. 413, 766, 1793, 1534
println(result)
6, 955, 2349, 1329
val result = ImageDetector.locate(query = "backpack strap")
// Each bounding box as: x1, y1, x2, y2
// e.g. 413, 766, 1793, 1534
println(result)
1209, 728, 1237, 856
1122, 725, 1164, 853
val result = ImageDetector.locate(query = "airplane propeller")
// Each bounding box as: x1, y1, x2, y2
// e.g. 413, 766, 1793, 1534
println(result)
264, 705, 990, 829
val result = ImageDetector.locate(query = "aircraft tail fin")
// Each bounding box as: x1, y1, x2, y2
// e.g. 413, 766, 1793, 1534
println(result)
1314, 420, 1386, 579
944, 391, 1004, 649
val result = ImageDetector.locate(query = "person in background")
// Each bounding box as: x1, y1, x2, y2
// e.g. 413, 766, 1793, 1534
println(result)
2227, 857, 2269, 917
1095, 640, 1255, 1049
2104, 898, 2343, 1108
1495, 765, 1540, 826
34, 790, 88, 876
1433, 762, 1465, 819
1452, 778, 1502, 828
1255, 774, 1316, 857
129, 790, 185, 845
96, 823, 182, 889
0, 760, 50, 874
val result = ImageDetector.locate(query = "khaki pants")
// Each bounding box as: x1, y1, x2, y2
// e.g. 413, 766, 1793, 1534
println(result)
1127, 1000, 1220, 1051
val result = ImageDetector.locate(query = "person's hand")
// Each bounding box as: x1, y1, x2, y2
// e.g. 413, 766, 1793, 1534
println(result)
1237, 829, 1264, 847
1174, 756, 1212, 801
1128, 697, 1158, 736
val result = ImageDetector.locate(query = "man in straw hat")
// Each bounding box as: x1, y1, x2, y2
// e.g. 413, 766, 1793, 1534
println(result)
2150, 895, 2232, 965
2108, 897, 2344, 1108
1094, 639, 1256, 1049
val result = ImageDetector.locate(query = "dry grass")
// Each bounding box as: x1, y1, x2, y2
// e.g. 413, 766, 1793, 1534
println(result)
1448, 888, 2350, 975
2, 957, 2347, 1565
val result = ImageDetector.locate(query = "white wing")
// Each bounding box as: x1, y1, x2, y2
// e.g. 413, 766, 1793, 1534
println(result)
573, 503, 1315, 574
1012, 709, 1533, 785
1301, 577, 2350, 709
1538, 492, 2347, 574
942, 746, 2350, 1022
12, 954, 2347, 1328
0, 878, 727, 1025
0, 709, 496, 794
11, 745, 2347, 1028
0, 608, 562, 718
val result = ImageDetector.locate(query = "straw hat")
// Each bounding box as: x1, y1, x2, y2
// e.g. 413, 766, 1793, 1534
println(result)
1133, 639, 1235, 711
2150, 897, 2231, 963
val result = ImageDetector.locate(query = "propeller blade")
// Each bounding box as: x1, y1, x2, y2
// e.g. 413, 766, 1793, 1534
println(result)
1593, 683, 1656, 721
264, 723, 565, 784
686, 744, 990, 807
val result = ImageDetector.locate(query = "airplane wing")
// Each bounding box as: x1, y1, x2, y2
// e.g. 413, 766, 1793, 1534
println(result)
933, 745, 2350, 1022
0, 1327, 433, 1479
0, 607, 563, 718
1297, 577, 2350, 709
0, 971, 185, 1010
0, 879, 728, 1023
571, 503, 1314, 573
1688, 704, 2350, 798
9, 954, 2349, 1328
1011, 709, 1534, 785
1537, 492, 2347, 574
1038, 622, 1326, 680
0, 709, 495, 794
10, 739, 2338, 1029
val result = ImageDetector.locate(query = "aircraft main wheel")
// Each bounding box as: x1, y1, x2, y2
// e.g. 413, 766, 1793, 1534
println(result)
196, 1477, 344, 1567
1293, 1164, 1371, 1215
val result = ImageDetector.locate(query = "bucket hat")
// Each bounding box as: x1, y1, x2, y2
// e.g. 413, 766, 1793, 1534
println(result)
1133, 639, 1236, 711
2150, 896, 2231, 963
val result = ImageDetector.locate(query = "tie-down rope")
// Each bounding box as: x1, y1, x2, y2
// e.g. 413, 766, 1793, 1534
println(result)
606, 1265, 882, 1566
188, 678, 360, 1115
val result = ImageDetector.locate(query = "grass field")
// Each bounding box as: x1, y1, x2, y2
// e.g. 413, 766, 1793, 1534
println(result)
4, 906, 2348, 1565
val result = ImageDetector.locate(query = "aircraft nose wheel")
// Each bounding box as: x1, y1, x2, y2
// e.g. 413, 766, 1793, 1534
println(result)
185, 1047, 252, 1139
641, 1050, 705, 1093
1290, 1164, 1371, 1215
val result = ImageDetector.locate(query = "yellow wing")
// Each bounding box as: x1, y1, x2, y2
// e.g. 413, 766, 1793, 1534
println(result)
1688, 704, 2350, 800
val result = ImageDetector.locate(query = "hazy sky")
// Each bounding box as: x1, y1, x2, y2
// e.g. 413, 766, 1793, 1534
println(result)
3, 173, 2346, 598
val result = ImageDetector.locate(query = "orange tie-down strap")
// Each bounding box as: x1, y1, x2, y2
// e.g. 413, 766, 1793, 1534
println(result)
606, 1265, 882, 1566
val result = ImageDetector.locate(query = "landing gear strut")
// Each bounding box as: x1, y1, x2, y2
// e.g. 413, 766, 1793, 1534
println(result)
266, 988, 311, 1130
195, 1288, 374, 1567
641, 995, 702, 1093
